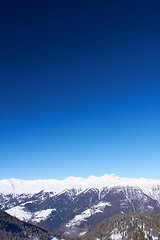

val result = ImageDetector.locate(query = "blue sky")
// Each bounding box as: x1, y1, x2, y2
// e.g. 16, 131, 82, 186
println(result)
0, 0, 160, 180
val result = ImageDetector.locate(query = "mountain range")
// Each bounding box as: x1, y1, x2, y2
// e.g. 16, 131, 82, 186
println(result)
0, 174, 160, 237
1, 209, 160, 240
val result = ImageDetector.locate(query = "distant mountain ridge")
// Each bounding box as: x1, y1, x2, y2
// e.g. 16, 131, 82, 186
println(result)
0, 174, 160, 237
0, 174, 160, 195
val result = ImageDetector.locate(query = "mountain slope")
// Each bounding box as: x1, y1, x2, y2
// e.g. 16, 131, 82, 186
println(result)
0, 208, 65, 240
0, 174, 160, 237
77, 212, 160, 240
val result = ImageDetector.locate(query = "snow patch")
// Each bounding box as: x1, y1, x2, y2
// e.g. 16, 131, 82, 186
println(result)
33, 209, 56, 222
110, 232, 123, 240
6, 206, 56, 223
144, 230, 159, 240
78, 231, 87, 236
50, 238, 65, 240
66, 201, 111, 227
6, 206, 32, 221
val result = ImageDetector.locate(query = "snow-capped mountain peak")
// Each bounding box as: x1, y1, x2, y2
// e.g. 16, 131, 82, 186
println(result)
0, 174, 160, 195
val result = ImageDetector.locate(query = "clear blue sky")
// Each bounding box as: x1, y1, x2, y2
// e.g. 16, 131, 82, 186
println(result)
0, 0, 160, 180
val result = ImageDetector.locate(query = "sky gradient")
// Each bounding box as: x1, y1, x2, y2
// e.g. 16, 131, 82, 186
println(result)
0, 0, 160, 180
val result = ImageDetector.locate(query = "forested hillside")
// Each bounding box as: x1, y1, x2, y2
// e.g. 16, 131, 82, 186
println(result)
78, 212, 160, 240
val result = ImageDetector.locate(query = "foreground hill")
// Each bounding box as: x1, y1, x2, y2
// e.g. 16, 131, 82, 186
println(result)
0, 174, 160, 237
0, 209, 65, 240
78, 212, 160, 240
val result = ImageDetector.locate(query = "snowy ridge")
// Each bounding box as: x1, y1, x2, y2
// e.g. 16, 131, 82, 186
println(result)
66, 202, 111, 228
0, 174, 160, 195
6, 206, 56, 222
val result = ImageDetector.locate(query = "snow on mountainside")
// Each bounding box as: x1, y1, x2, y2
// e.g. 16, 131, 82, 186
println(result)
0, 174, 160, 197
6, 206, 56, 222
0, 208, 65, 240
1, 174, 160, 237
66, 202, 111, 228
